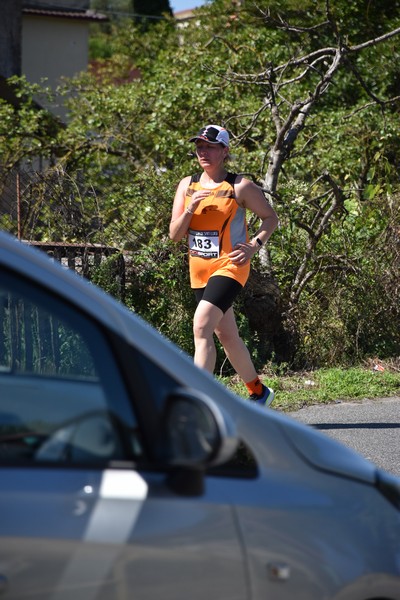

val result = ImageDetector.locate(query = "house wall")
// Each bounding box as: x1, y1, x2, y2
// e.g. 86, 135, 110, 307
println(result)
22, 14, 89, 118
22, 14, 88, 89
0, 0, 22, 77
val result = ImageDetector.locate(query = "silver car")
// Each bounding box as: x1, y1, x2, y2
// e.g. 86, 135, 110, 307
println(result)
0, 230, 399, 600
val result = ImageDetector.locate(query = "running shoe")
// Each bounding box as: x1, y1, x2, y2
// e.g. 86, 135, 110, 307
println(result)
249, 384, 275, 407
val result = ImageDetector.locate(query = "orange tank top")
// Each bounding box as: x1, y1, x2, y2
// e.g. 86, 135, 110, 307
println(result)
185, 172, 250, 289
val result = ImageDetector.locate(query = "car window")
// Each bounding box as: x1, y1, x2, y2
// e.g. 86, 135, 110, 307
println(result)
0, 268, 142, 465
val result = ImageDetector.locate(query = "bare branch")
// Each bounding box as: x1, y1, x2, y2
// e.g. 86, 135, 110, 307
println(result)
255, 3, 330, 35
204, 35, 239, 53
348, 26, 400, 52
226, 103, 271, 144
289, 172, 346, 306
342, 51, 383, 105
345, 95, 400, 118
284, 257, 359, 315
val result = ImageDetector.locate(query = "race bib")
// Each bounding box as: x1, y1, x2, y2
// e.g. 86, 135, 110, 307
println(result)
188, 229, 219, 258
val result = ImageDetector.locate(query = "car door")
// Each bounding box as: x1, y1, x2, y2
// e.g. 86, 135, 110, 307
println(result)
0, 266, 247, 600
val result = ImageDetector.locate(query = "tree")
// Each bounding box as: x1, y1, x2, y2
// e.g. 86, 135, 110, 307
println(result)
1, 0, 399, 367
195, 0, 400, 363
131, 0, 172, 26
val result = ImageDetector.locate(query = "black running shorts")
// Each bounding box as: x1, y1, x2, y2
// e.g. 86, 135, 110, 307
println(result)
193, 275, 243, 314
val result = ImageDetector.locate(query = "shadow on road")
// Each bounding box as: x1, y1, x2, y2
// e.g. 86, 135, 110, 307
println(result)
312, 422, 400, 430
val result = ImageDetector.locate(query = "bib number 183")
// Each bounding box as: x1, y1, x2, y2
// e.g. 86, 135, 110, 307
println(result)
189, 229, 219, 258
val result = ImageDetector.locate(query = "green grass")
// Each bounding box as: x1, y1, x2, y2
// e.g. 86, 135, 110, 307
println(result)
221, 364, 400, 413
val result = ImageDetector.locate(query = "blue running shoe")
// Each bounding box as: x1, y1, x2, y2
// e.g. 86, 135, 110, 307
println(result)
249, 384, 275, 407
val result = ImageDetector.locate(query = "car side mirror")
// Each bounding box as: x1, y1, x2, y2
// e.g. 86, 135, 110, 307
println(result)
161, 388, 237, 496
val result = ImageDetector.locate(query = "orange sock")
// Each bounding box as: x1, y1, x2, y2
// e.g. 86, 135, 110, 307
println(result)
245, 377, 263, 396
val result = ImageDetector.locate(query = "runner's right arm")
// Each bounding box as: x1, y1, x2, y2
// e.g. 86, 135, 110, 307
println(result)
169, 177, 211, 242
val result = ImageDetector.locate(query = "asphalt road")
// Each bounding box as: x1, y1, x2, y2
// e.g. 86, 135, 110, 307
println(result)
288, 396, 400, 476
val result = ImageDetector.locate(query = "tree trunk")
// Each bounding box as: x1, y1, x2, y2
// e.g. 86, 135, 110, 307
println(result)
242, 269, 292, 364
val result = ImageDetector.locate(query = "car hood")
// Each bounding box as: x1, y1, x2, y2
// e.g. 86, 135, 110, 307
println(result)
0, 233, 380, 486
275, 411, 378, 482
